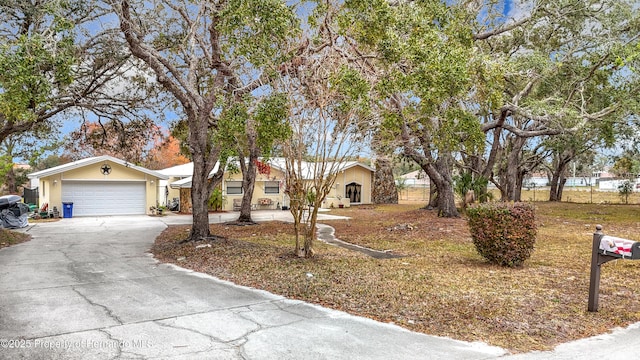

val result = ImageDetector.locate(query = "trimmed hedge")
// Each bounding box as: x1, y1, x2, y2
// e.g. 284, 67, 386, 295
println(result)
467, 202, 537, 267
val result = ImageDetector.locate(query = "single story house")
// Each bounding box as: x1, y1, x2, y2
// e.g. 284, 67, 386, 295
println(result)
167, 158, 374, 212
599, 178, 640, 192
27, 155, 168, 216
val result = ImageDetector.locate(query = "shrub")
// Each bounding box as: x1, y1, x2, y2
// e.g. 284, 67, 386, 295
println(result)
467, 202, 537, 267
208, 188, 226, 211
618, 180, 633, 204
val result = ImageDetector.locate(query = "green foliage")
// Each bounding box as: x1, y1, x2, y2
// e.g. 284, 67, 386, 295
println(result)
339, 0, 396, 49
217, 101, 250, 152
0, 4, 76, 134
618, 180, 634, 204
208, 188, 226, 211
611, 155, 640, 178
467, 202, 537, 267
329, 66, 371, 119
254, 93, 291, 157
453, 173, 492, 203
437, 108, 485, 154
306, 189, 316, 206
217, 0, 300, 66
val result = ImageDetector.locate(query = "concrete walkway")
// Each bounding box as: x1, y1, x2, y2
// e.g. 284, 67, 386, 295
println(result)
0, 215, 504, 359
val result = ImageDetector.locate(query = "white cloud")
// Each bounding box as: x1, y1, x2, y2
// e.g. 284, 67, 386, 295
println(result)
507, 0, 535, 21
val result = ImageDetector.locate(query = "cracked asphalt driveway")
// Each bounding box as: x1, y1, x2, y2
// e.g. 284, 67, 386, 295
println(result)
0, 216, 505, 360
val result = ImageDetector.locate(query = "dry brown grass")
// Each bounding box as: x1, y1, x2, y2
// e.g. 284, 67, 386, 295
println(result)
152, 201, 640, 353
0, 228, 31, 249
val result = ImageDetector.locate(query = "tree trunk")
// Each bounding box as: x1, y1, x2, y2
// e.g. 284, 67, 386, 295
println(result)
299, 219, 316, 258
236, 118, 259, 224
372, 156, 398, 204
557, 177, 567, 201
298, 201, 319, 258
190, 154, 211, 240
548, 170, 561, 201
549, 153, 572, 201
513, 169, 525, 202
5, 167, 17, 194
549, 172, 568, 201
187, 111, 220, 241
505, 149, 520, 201
504, 138, 525, 201
425, 154, 458, 217
237, 158, 257, 224
428, 179, 437, 209
401, 148, 456, 216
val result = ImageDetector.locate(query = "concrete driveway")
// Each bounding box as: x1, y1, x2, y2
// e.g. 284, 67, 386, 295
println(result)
0, 215, 505, 360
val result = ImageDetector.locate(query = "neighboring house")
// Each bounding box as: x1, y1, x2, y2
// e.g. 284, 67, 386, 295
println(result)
166, 158, 374, 212
397, 169, 430, 187
524, 170, 616, 189
27, 155, 168, 216
599, 177, 640, 192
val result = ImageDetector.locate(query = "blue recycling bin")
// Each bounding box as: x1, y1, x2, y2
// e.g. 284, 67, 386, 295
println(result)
62, 202, 74, 218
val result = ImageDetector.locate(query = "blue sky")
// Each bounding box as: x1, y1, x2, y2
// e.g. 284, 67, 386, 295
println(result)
504, 0, 512, 16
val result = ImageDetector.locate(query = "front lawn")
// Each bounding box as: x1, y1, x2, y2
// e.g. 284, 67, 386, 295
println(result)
152, 202, 640, 353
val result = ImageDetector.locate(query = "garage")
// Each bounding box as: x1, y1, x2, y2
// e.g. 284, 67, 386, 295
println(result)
62, 181, 146, 216
27, 155, 167, 217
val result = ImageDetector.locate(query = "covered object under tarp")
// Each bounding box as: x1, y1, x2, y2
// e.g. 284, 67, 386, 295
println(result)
0, 195, 29, 229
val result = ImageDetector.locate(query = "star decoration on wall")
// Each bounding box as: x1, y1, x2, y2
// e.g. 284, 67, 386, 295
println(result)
100, 164, 112, 175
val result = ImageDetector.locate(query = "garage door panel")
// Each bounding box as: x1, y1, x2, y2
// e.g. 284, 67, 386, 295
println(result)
62, 182, 146, 216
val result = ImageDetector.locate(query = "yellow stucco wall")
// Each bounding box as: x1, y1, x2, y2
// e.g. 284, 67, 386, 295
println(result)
166, 176, 182, 202
37, 160, 161, 215
219, 164, 373, 211
336, 166, 373, 203
319, 166, 371, 208
222, 167, 287, 211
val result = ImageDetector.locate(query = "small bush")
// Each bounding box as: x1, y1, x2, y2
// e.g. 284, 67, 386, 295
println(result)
467, 202, 536, 267
208, 188, 226, 211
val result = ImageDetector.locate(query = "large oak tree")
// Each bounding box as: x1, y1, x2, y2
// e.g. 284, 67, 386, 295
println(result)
111, 0, 298, 240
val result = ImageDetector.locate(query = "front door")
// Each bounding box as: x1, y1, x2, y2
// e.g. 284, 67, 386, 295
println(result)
346, 182, 361, 204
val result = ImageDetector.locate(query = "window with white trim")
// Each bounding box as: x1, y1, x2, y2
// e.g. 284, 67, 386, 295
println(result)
264, 181, 279, 194
226, 181, 243, 194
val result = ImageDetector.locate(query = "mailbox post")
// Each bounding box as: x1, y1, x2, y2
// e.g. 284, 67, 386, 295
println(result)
588, 225, 640, 312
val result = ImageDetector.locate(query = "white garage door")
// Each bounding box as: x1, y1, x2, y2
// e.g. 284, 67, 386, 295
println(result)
62, 181, 146, 216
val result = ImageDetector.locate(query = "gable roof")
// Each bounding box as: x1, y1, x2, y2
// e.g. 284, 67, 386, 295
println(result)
157, 162, 194, 177
267, 158, 374, 180
168, 162, 222, 189
169, 176, 195, 189
27, 155, 169, 180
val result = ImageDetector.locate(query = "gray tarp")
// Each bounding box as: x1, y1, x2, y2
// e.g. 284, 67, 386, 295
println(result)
0, 203, 29, 229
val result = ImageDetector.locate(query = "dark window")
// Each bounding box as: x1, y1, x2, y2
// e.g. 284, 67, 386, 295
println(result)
226, 181, 243, 194
264, 181, 279, 194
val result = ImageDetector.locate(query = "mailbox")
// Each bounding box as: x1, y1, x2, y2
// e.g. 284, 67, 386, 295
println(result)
590, 225, 640, 312
599, 235, 640, 260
